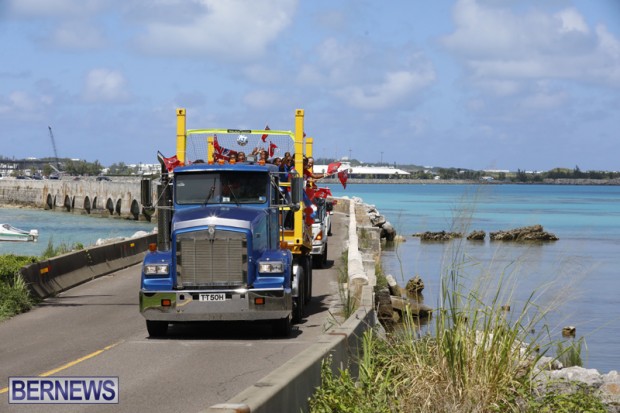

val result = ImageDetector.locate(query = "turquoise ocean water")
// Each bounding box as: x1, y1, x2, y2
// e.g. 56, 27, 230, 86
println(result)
0, 208, 155, 257
1, 184, 619, 372
328, 183, 620, 373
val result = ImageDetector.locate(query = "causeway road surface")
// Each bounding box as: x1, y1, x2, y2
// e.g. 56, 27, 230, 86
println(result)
0, 211, 348, 412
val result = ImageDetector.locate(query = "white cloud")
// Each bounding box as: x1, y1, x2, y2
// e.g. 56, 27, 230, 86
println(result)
0, 91, 53, 119
133, 0, 298, 59
519, 90, 567, 110
555, 8, 589, 34
82, 69, 131, 103
50, 20, 106, 50
243, 90, 282, 108
334, 68, 436, 111
442, 0, 620, 88
441, 0, 620, 104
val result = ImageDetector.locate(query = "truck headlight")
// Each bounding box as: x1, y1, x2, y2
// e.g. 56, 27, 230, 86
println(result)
258, 261, 284, 273
144, 264, 169, 276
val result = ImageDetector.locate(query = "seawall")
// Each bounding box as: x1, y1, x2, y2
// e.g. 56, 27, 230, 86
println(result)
0, 178, 151, 220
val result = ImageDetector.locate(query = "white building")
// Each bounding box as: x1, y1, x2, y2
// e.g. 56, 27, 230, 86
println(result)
314, 163, 409, 177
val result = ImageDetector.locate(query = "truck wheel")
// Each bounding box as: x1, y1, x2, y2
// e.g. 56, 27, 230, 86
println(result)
305, 255, 312, 304
146, 320, 168, 337
293, 270, 305, 323
321, 243, 328, 268
273, 316, 292, 337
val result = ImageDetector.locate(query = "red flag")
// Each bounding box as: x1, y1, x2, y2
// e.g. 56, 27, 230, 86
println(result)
304, 206, 314, 225
338, 169, 349, 189
261, 125, 270, 142
163, 155, 182, 172
327, 162, 341, 175
305, 186, 315, 201
314, 187, 332, 199
269, 141, 278, 157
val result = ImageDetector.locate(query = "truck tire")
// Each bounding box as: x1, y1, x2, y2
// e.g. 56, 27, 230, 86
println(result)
146, 320, 168, 337
272, 316, 292, 337
304, 255, 312, 304
314, 245, 327, 269
293, 269, 305, 323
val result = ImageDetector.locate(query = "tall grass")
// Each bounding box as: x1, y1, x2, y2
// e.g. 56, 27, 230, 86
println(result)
41, 238, 84, 259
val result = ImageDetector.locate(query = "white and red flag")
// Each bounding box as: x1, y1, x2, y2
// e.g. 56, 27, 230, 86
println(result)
327, 162, 341, 175
269, 141, 278, 157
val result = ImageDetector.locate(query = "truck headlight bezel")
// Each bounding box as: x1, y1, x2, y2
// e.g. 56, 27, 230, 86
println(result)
258, 261, 285, 274
144, 264, 170, 276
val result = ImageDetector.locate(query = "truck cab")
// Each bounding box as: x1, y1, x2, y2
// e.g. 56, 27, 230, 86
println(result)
139, 109, 313, 338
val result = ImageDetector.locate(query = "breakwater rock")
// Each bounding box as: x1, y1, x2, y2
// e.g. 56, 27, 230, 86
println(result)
412, 226, 558, 242
490, 224, 558, 241
415, 231, 463, 241
533, 361, 620, 412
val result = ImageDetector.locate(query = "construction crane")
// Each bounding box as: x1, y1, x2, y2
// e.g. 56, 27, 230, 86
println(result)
48, 126, 61, 173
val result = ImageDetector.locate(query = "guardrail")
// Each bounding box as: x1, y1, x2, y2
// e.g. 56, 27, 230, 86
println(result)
20, 234, 156, 299
204, 197, 378, 413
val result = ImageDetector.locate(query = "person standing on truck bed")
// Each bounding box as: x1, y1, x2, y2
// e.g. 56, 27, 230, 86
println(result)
304, 157, 324, 189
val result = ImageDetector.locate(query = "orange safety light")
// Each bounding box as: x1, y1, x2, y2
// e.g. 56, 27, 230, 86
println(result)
148, 243, 157, 252
161, 299, 172, 307
218, 159, 225, 165
254, 297, 265, 306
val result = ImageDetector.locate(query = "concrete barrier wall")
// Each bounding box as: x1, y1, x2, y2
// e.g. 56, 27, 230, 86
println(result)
204, 197, 378, 413
20, 234, 157, 299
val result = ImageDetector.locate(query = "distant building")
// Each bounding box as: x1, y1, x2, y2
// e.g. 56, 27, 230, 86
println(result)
314, 163, 410, 178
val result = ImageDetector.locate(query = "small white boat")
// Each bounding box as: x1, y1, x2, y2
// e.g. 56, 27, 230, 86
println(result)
0, 223, 39, 242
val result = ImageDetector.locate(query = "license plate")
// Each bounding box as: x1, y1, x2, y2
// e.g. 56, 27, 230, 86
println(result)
199, 293, 226, 302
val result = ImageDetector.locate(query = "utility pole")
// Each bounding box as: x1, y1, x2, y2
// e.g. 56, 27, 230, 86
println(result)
381, 151, 383, 165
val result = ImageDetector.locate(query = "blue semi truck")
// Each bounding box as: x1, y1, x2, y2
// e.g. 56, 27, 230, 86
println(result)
139, 109, 313, 337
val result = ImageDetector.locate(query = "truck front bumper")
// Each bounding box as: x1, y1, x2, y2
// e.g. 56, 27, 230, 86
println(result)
140, 288, 292, 322
311, 242, 326, 256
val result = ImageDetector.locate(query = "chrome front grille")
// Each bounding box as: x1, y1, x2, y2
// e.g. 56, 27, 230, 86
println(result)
176, 229, 247, 288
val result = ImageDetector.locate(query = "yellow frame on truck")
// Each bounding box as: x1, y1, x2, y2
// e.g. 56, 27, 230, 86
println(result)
174, 108, 312, 255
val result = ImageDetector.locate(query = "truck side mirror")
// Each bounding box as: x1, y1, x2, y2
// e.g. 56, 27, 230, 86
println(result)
141, 178, 152, 207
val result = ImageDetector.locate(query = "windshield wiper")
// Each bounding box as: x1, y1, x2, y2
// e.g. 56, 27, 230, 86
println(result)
227, 184, 240, 206
204, 181, 216, 206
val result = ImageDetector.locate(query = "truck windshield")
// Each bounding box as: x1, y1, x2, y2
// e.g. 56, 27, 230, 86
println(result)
175, 171, 269, 205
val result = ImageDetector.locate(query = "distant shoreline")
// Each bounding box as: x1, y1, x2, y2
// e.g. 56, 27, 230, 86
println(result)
322, 178, 620, 185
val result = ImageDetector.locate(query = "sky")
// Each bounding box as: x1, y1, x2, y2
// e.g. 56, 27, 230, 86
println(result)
1, 0, 619, 172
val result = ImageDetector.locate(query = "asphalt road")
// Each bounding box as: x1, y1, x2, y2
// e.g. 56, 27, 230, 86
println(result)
0, 211, 348, 413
